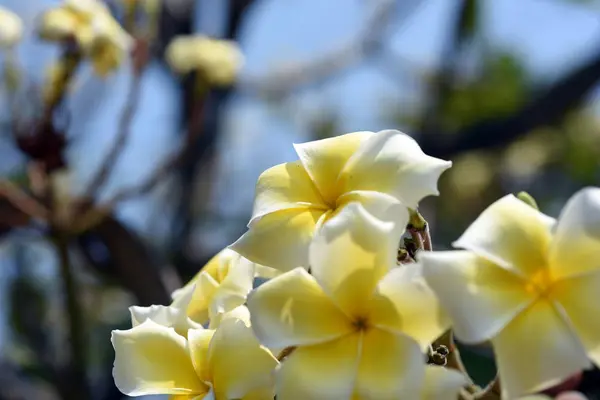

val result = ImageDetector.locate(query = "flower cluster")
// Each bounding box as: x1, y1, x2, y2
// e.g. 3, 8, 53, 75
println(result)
166, 35, 244, 86
111, 128, 600, 400
37, 0, 132, 76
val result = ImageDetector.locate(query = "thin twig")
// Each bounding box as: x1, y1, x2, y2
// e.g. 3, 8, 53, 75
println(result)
0, 179, 48, 220
82, 73, 143, 199
238, 0, 424, 95
104, 144, 186, 206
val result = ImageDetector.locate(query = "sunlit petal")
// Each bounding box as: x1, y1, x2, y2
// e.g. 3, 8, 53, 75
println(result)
492, 300, 590, 399
208, 318, 278, 399
552, 271, 600, 365
247, 268, 353, 349
293, 131, 372, 204
276, 333, 361, 400
336, 190, 409, 237
208, 256, 254, 318
338, 130, 451, 208
421, 366, 466, 400
251, 161, 327, 219
550, 187, 600, 279
310, 202, 398, 318
231, 208, 325, 271
354, 329, 424, 399
185, 273, 220, 325
111, 319, 208, 396
208, 305, 252, 330
421, 251, 534, 343
188, 328, 215, 384
370, 264, 450, 349
130, 305, 202, 337
453, 195, 555, 277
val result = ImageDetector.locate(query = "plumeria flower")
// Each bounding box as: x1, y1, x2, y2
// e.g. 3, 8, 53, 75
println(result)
170, 247, 277, 327
0, 6, 22, 48
37, 0, 131, 76
112, 308, 279, 399
231, 129, 451, 272
247, 202, 455, 399
421, 188, 600, 399
166, 35, 244, 86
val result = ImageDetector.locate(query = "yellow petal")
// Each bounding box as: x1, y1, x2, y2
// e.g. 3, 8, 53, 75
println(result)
129, 305, 203, 337
354, 329, 424, 399
421, 366, 466, 400
453, 194, 555, 278
111, 319, 208, 396
230, 208, 325, 271
420, 251, 534, 343
550, 187, 600, 279
370, 264, 450, 349
276, 333, 361, 399
293, 131, 372, 204
251, 161, 328, 219
336, 190, 409, 237
338, 130, 452, 208
188, 328, 215, 383
309, 202, 398, 318
182, 273, 220, 325
208, 318, 278, 399
552, 271, 600, 365
492, 300, 590, 399
208, 304, 251, 329
247, 267, 352, 349
208, 255, 254, 318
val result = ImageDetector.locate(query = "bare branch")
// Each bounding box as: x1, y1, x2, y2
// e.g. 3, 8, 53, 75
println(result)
237, 0, 423, 95
0, 180, 48, 221
82, 75, 142, 199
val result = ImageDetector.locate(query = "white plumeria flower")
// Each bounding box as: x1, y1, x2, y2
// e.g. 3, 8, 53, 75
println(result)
0, 6, 22, 48
112, 309, 278, 399
421, 188, 600, 399
231, 129, 451, 272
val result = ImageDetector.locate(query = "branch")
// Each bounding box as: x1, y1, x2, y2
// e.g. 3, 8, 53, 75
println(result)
0, 180, 48, 222
82, 73, 142, 199
237, 0, 420, 95
419, 44, 600, 159
78, 215, 171, 305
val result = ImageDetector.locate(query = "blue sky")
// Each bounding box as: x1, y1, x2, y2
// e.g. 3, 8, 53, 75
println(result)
1, 0, 600, 350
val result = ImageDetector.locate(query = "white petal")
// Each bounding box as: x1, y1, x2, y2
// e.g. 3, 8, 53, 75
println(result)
338, 130, 452, 208
247, 268, 353, 349
370, 264, 451, 349
354, 329, 425, 399
293, 131, 372, 204
129, 305, 203, 337
550, 187, 600, 279
230, 208, 325, 272
309, 201, 400, 318
251, 161, 328, 219
208, 305, 251, 329
208, 255, 255, 318
208, 318, 278, 399
421, 366, 467, 400
111, 319, 207, 396
552, 270, 600, 365
453, 194, 556, 277
421, 251, 534, 343
275, 333, 361, 399
492, 300, 590, 399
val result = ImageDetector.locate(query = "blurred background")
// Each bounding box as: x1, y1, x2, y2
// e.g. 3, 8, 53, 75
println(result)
0, 0, 599, 399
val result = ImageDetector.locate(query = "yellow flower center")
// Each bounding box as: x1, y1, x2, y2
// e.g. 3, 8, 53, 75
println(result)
524, 268, 555, 297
